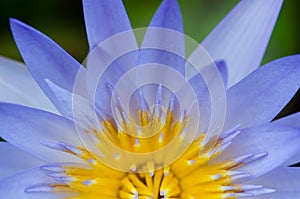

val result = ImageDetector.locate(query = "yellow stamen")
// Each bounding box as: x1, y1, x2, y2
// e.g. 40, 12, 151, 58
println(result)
49, 108, 250, 199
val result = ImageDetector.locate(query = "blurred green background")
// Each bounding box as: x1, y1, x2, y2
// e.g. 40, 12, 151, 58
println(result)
0, 0, 299, 116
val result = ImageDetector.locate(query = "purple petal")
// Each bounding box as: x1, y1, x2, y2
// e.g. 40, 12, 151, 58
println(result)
244, 192, 300, 199
0, 103, 83, 163
10, 19, 83, 117
0, 56, 57, 114
284, 153, 300, 166
215, 60, 228, 86
188, 73, 211, 133
0, 142, 43, 178
193, 0, 283, 87
224, 55, 300, 130
149, 0, 183, 32
186, 60, 227, 140
139, 0, 185, 75
272, 112, 300, 165
246, 167, 300, 198
273, 112, 300, 128
91, 51, 139, 117
251, 167, 300, 191
46, 79, 103, 136
83, 0, 135, 49
0, 168, 63, 199
215, 124, 300, 179
186, 55, 227, 140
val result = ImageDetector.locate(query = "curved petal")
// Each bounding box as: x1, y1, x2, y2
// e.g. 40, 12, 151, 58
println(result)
10, 19, 83, 118
273, 112, 300, 128
193, 0, 283, 87
284, 154, 300, 166
82, 0, 139, 116
0, 142, 43, 178
251, 167, 300, 191
46, 79, 102, 134
186, 60, 227, 135
245, 192, 300, 199
244, 167, 300, 199
243, 190, 300, 199
272, 112, 300, 165
140, 0, 185, 75
148, 0, 183, 31
188, 73, 211, 133
215, 125, 300, 179
224, 55, 300, 130
91, 50, 138, 118
216, 60, 228, 86
83, 0, 135, 49
0, 56, 57, 114
0, 103, 83, 163
0, 168, 63, 199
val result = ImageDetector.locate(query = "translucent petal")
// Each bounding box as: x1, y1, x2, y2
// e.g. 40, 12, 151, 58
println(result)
10, 19, 83, 117
139, 0, 185, 74
0, 168, 63, 199
245, 167, 300, 199
0, 56, 57, 114
215, 124, 300, 179
224, 55, 300, 130
0, 142, 43, 178
191, 0, 283, 87
0, 103, 83, 163
83, 0, 135, 49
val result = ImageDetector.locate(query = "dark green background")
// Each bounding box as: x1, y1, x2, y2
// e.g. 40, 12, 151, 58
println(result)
0, 0, 299, 117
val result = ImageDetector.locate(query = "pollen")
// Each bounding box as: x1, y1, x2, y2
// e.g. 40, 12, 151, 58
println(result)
35, 91, 271, 199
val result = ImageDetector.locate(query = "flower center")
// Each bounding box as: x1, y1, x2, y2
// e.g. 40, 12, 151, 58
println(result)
27, 93, 271, 199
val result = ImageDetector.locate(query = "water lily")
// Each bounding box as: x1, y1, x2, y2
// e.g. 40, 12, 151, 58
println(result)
0, 0, 300, 198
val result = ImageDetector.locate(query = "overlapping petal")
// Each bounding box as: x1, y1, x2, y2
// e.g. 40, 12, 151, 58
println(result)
0, 168, 62, 199
188, 73, 211, 133
0, 0, 299, 198
192, 0, 283, 87
0, 103, 83, 163
273, 112, 300, 128
215, 124, 300, 179
244, 167, 300, 198
90, 0, 186, 116
187, 60, 227, 135
273, 112, 300, 165
83, 0, 135, 50
0, 142, 43, 178
82, 0, 140, 117
246, 192, 300, 199
0, 56, 57, 114
215, 60, 228, 86
140, 0, 185, 75
10, 19, 84, 118
224, 55, 300, 130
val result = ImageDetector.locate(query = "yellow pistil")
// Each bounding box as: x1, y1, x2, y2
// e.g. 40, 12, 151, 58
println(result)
48, 107, 247, 199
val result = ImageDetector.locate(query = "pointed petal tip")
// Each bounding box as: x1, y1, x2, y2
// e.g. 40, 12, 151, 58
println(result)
198, 0, 284, 87
9, 17, 19, 25
83, 0, 134, 49
8, 15, 84, 118
9, 18, 27, 31
150, 0, 182, 31
9, 18, 41, 45
10, 18, 23, 34
225, 54, 300, 129
163, 0, 180, 6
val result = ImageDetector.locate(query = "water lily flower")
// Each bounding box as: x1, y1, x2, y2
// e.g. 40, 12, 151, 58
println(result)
0, 0, 300, 198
